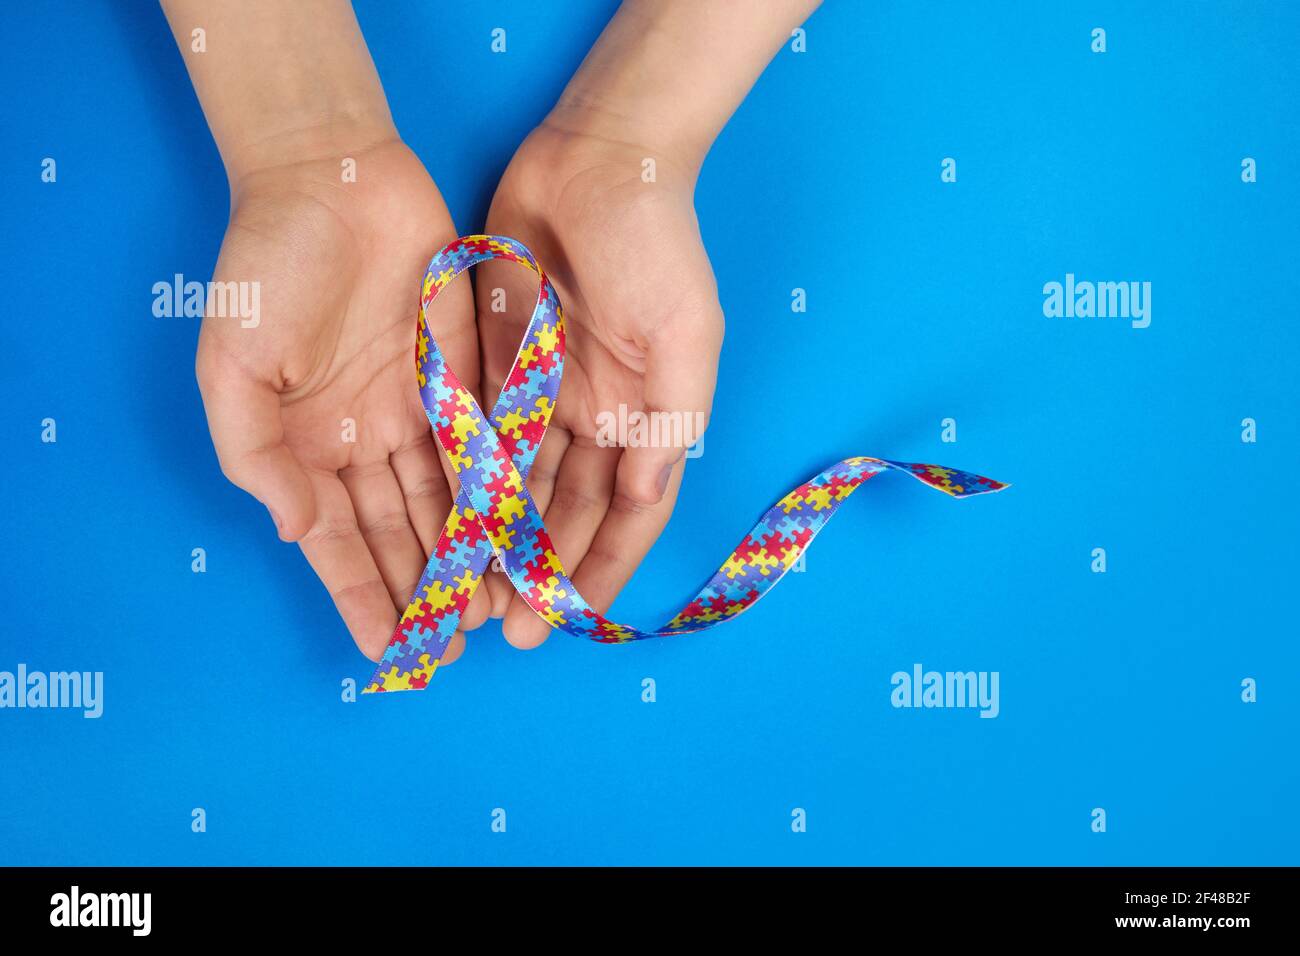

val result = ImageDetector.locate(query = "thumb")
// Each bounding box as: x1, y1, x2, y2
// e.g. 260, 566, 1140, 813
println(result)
197, 351, 316, 541
615, 305, 723, 506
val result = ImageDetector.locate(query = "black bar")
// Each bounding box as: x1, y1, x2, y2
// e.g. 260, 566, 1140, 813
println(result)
0, 867, 1291, 940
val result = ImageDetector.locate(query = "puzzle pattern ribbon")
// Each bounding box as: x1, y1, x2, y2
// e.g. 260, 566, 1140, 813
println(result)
364, 236, 1008, 693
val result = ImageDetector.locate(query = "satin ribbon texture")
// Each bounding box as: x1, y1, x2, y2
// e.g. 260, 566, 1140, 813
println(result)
364, 235, 1008, 694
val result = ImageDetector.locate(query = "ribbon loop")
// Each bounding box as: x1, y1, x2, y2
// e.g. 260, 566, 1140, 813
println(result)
364, 236, 1007, 694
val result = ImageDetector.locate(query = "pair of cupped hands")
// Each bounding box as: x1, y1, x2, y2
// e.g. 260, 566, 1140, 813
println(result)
199, 115, 724, 665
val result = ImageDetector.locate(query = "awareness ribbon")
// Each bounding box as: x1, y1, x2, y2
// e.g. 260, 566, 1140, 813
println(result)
364, 236, 1008, 694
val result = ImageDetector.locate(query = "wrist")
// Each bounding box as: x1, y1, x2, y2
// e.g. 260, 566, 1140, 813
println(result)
546, 0, 821, 178
222, 111, 399, 192
546, 5, 723, 176
542, 97, 709, 182
161, 0, 398, 189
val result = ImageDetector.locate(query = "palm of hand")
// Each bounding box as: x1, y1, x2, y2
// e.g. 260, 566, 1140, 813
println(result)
474, 125, 724, 647
198, 140, 484, 662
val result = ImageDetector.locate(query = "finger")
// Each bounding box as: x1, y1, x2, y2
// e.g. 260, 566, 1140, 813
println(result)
501, 441, 618, 649
297, 471, 397, 662
425, 437, 494, 633
616, 300, 723, 506
399, 324, 494, 636
422, 244, 482, 398
338, 460, 427, 611
571, 458, 684, 617
388, 430, 490, 633
460, 554, 493, 632
390, 432, 452, 557
484, 424, 572, 619
521, 425, 572, 528
437, 631, 466, 667
196, 346, 316, 541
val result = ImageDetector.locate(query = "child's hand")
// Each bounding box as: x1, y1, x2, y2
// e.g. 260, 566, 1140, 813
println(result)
471, 0, 818, 648
474, 119, 724, 649
197, 138, 488, 662
161, 0, 494, 662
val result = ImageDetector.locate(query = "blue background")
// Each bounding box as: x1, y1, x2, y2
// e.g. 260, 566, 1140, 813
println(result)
2, 1, 1296, 865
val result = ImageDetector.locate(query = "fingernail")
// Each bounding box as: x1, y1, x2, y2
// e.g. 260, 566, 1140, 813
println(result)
655, 463, 673, 496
